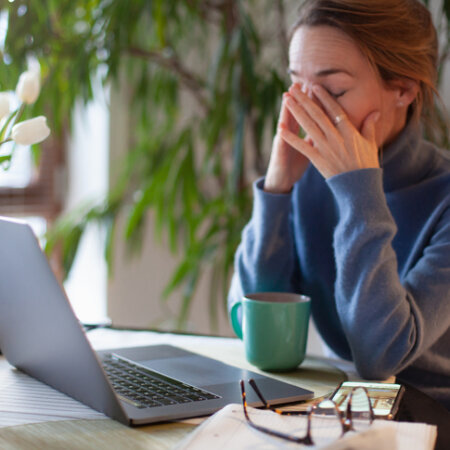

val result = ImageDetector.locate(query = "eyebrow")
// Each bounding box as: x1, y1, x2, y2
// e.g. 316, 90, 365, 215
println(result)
287, 68, 353, 78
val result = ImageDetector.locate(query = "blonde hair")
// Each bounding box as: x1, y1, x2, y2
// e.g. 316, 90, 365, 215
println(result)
291, 0, 439, 124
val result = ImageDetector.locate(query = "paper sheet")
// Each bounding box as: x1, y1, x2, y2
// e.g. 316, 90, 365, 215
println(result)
0, 362, 106, 428
176, 404, 437, 450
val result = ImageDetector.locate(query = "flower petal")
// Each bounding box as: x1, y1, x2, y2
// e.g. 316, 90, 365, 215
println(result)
0, 93, 10, 120
11, 116, 51, 146
15, 70, 41, 105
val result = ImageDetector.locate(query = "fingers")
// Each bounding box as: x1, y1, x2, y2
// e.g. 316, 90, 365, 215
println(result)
360, 111, 380, 143
311, 85, 356, 136
276, 94, 301, 159
311, 85, 346, 121
279, 93, 300, 134
285, 95, 327, 146
286, 84, 341, 145
277, 84, 381, 179
278, 123, 323, 165
278, 94, 289, 125
278, 84, 337, 169
284, 94, 297, 129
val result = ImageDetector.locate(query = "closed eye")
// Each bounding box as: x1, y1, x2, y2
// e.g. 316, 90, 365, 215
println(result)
329, 89, 347, 99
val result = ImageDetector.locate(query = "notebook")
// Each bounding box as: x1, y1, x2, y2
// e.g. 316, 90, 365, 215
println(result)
0, 217, 313, 426
176, 404, 437, 450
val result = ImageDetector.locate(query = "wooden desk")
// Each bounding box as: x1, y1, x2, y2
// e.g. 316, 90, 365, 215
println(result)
0, 330, 347, 449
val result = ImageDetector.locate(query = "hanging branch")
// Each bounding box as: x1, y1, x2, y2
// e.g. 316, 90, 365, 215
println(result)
185, 0, 224, 24
276, 0, 290, 69
127, 46, 210, 113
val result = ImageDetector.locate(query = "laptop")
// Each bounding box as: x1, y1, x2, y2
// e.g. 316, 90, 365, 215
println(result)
0, 217, 313, 425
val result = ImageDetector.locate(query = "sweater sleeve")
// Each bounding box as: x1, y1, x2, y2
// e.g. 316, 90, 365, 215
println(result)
227, 178, 302, 312
327, 168, 450, 379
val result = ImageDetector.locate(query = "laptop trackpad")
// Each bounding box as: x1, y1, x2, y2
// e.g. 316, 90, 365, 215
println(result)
140, 355, 245, 387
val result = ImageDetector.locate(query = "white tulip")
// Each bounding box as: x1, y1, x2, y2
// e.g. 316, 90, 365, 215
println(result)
15, 70, 41, 104
0, 93, 10, 120
11, 116, 50, 146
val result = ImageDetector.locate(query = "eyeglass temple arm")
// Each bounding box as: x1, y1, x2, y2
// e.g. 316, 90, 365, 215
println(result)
239, 380, 252, 421
240, 380, 314, 446
248, 378, 271, 408
248, 378, 310, 416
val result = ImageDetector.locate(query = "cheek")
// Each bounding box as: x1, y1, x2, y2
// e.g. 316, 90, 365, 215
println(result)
338, 98, 373, 132
339, 87, 390, 138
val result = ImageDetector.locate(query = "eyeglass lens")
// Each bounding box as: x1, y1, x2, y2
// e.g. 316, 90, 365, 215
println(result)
309, 400, 343, 444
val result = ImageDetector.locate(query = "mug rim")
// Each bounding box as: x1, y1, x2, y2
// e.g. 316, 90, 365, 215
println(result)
244, 292, 310, 304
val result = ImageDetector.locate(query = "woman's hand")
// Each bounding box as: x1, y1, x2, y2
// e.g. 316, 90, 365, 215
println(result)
264, 92, 310, 193
279, 83, 380, 179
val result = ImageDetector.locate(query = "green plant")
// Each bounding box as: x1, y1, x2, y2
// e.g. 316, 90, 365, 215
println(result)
2, 0, 290, 330
2, 0, 449, 331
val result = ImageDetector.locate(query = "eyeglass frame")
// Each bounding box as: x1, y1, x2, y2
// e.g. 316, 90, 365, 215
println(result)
239, 378, 375, 446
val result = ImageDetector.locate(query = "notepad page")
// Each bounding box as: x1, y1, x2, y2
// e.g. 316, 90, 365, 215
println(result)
176, 404, 437, 450
370, 420, 437, 450
0, 365, 106, 428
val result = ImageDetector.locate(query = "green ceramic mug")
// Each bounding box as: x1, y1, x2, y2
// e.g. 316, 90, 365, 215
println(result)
230, 292, 311, 371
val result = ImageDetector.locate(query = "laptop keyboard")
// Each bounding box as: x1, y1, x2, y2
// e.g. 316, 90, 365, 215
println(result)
102, 353, 221, 409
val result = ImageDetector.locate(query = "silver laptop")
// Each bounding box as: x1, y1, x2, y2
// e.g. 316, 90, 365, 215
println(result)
0, 217, 313, 425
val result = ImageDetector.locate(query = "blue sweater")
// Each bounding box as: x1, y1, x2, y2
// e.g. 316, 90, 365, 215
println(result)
228, 122, 450, 410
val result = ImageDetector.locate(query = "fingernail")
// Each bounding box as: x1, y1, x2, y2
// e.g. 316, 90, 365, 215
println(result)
312, 85, 321, 94
373, 112, 381, 122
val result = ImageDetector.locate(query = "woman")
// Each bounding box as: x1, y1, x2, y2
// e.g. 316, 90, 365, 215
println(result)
228, 0, 450, 410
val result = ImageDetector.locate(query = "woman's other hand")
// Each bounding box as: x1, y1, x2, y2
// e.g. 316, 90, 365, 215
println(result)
279, 83, 380, 179
264, 91, 311, 193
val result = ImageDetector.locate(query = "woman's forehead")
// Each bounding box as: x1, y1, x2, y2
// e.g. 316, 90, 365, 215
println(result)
288, 25, 366, 77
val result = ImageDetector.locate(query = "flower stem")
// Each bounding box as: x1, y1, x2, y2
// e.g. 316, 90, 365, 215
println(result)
0, 108, 20, 141
0, 137, 12, 146
11, 103, 26, 128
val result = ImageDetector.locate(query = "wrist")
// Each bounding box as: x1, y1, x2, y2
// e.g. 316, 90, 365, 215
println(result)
263, 175, 293, 194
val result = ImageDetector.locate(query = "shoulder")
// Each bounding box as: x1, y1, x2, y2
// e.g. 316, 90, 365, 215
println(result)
420, 138, 450, 196
422, 136, 450, 166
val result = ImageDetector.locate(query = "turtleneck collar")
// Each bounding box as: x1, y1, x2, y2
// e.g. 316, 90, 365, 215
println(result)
379, 120, 432, 193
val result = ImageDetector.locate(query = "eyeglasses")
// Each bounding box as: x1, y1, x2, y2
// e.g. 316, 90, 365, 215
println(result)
239, 379, 375, 446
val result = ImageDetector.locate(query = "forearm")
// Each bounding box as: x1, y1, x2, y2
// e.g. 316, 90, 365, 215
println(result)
327, 169, 449, 378
228, 178, 301, 310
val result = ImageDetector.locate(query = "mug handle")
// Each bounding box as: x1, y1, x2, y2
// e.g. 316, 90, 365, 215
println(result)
230, 300, 243, 340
